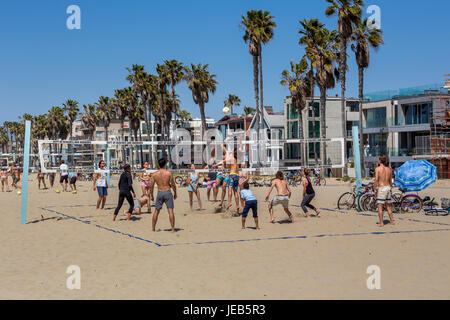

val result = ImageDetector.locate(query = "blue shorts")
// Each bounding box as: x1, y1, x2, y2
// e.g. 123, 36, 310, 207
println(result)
227, 174, 239, 190
97, 186, 108, 197
242, 200, 258, 218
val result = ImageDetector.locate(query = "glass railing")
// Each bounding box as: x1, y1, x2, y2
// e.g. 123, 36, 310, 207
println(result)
362, 146, 389, 157
363, 119, 387, 129
389, 148, 414, 157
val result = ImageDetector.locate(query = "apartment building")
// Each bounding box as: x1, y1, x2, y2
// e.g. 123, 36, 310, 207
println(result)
362, 83, 450, 178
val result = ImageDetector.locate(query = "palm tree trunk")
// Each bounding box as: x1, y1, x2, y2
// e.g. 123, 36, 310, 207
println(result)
252, 54, 260, 165
259, 45, 264, 145
340, 36, 348, 176
120, 118, 125, 165
149, 106, 156, 167
358, 66, 365, 177
199, 102, 207, 139
297, 104, 305, 167
139, 128, 144, 167
320, 86, 327, 167
309, 68, 318, 166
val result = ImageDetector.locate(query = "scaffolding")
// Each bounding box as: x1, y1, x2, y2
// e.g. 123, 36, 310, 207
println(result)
423, 74, 450, 178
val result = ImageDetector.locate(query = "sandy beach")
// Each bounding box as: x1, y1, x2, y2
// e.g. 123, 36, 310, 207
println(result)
1, 175, 449, 299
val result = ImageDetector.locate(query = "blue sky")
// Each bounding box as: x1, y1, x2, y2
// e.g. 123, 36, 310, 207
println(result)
0, 0, 449, 123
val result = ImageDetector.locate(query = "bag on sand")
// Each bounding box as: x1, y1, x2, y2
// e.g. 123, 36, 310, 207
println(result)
441, 198, 450, 210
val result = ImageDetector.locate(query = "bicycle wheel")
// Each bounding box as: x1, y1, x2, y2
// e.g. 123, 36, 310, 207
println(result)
401, 195, 423, 213
358, 193, 369, 211
363, 194, 378, 212
390, 192, 402, 213
320, 177, 326, 186
425, 209, 449, 216
175, 176, 184, 186
338, 192, 355, 210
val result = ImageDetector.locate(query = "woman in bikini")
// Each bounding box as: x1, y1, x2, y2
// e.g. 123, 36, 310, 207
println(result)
1, 168, 10, 192
139, 162, 152, 197
37, 167, 47, 190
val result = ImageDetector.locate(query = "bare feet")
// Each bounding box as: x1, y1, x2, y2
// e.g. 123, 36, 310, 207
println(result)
113, 215, 117, 221
289, 215, 294, 223
315, 210, 320, 217
389, 221, 395, 225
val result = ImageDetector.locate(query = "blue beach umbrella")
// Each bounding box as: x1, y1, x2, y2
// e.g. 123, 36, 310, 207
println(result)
394, 160, 437, 191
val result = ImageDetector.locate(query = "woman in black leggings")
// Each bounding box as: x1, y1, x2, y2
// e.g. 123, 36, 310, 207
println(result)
113, 164, 136, 221
301, 168, 320, 217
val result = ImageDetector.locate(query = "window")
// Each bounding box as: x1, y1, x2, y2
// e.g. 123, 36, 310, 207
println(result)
290, 121, 298, 138
308, 102, 320, 118
365, 107, 386, 128
308, 121, 320, 138
308, 142, 320, 159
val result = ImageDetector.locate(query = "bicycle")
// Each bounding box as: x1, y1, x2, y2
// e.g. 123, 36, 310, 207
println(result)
337, 182, 374, 210
175, 175, 187, 186
363, 188, 423, 213
312, 174, 326, 186
423, 197, 450, 216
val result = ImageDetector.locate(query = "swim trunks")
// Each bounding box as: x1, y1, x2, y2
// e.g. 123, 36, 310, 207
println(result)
377, 186, 392, 204
271, 195, 290, 209
155, 190, 174, 210
227, 173, 239, 190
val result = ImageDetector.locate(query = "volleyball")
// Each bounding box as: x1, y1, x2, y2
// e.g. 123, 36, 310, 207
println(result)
56, 190, 60, 194
72, 190, 77, 194
222, 106, 230, 114
17, 191, 21, 195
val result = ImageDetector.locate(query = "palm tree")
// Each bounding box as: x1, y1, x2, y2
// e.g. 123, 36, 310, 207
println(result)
325, 0, 364, 173
113, 89, 128, 163
62, 99, 79, 140
351, 17, 383, 175
224, 94, 241, 115
299, 18, 325, 165
255, 10, 276, 132
96, 96, 115, 143
81, 104, 98, 141
178, 110, 192, 124
281, 57, 312, 167
164, 59, 186, 122
314, 27, 340, 166
0, 126, 8, 154
243, 106, 256, 116
184, 63, 218, 135
241, 10, 261, 142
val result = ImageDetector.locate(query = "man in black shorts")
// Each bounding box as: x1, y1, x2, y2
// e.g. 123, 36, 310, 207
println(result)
150, 158, 177, 233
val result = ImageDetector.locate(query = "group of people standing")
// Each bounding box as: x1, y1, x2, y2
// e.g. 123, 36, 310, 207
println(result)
1, 163, 21, 192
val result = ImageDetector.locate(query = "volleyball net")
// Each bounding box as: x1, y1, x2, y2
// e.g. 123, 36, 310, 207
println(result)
37, 135, 345, 175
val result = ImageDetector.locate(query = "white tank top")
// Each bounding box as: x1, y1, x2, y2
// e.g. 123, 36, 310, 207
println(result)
96, 171, 107, 187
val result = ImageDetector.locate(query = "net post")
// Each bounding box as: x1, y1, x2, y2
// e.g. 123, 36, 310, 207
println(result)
352, 125, 363, 198
20, 120, 31, 225
106, 144, 111, 187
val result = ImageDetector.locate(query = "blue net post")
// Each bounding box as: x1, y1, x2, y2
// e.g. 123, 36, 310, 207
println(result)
20, 120, 31, 225
106, 144, 111, 187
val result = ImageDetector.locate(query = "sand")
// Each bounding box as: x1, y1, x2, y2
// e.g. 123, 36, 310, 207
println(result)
0, 175, 449, 299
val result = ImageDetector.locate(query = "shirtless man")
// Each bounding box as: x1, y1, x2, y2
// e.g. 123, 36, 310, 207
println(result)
374, 155, 395, 227
214, 143, 240, 215
150, 158, 177, 233
11, 163, 20, 190
265, 171, 294, 223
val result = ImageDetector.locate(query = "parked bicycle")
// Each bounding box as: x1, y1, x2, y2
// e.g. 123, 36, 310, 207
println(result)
362, 188, 423, 213
423, 197, 450, 216
337, 182, 374, 210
